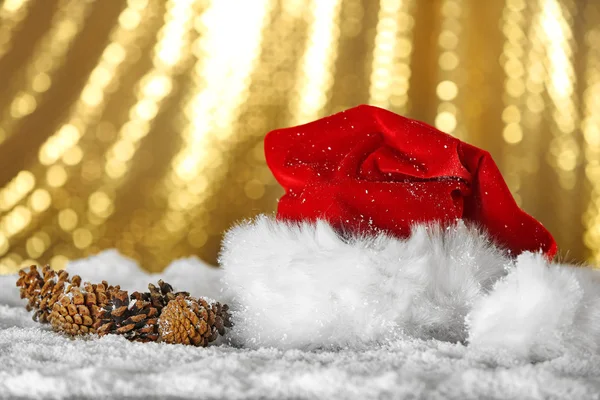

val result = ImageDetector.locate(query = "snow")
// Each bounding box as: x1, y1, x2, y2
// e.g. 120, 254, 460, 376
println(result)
1, 303, 600, 399
1, 221, 600, 399
65, 249, 225, 300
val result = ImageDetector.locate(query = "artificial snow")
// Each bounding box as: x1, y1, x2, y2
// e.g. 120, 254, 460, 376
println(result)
1, 220, 600, 398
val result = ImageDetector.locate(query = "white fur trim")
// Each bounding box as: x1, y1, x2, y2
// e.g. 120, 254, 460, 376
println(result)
467, 253, 600, 360
220, 216, 509, 349
219, 216, 600, 360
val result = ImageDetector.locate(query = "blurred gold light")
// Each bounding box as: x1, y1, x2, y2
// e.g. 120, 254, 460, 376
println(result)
0, 0, 33, 63
503, 124, 523, 144
0, 0, 598, 273
49, 255, 68, 270
146, 0, 274, 259
46, 165, 68, 187
439, 51, 459, 70
435, 111, 457, 132
10, 92, 37, 117
0, 0, 92, 145
0, 171, 35, 212
436, 80, 458, 101
31, 73, 52, 93
73, 228, 93, 249
187, 229, 207, 248
29, 189, 51, 212
89, 191, 113, 216
368, 0, 415, 112
26, 235, 46, 258
2, 0, 28, 14
0, 0, 162, 267
540, 0, 578, 187
59, 209, 78, 231
62, 146, 83, 166
0, 233, 9, 257
291, 0, 342, 124
105, 0, 198, 183
244, 180, 265, 200
438, 31, 458, 49
434, 0, 463, 137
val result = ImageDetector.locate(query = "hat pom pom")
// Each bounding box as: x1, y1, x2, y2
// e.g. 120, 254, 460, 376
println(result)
468, 253, 600, 360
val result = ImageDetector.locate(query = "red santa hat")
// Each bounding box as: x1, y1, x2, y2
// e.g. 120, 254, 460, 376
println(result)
264, 104, 556, 259
219, 106, 600, 360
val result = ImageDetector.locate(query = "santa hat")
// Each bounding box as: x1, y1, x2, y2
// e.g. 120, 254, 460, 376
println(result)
219, 105, 600, 361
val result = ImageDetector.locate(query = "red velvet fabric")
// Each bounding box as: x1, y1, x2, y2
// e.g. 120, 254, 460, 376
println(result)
264, 105, 557, 259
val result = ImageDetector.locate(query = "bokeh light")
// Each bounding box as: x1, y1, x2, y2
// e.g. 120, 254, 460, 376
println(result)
0, 0, 597, 272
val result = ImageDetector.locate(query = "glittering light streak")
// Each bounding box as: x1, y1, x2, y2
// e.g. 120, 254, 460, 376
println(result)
35, 0, 160, 170
0, 170, 35, 213
368, 0, 415, 113
0, 0, 597, 272
0, 0, 157, 268
0, 0, 34, 62
56, 0, 201, 261
582, 4, 600, 264
434, 0, 464, 138
540, 0, 579, 191
103, 0, 198, 181
0, 0, 94, 145
291, 0, 342, 125
500, 0, 526, 146
499, 0, 530, 204
502, 1, 550, 205
149, 0, 273, 249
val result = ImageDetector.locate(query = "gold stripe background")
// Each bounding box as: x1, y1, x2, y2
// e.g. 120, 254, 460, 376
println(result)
0, 0, 597, 272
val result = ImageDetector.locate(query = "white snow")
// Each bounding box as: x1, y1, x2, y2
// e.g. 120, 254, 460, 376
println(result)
1, 303, 600, 399
66, 249, 225, 300
1, 219, 600, 399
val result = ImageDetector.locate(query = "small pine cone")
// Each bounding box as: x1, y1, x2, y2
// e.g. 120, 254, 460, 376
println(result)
95, 290, 160, 342
158, 296, 232, 347
148, 280, 189, 312
49, 281, 119, 336
16, 265, 44, 311
16, 265, 80, 323
211, 301, 232, 336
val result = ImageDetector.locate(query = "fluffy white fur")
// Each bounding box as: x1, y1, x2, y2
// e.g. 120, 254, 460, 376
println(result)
220, 216, 600, 360
220, 215, 509, 350
467, 253, 600, 360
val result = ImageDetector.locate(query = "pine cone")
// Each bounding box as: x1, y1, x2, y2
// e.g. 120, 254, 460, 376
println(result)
148, 279, 189, 312
49, 281, 118, 335
16, 265, 43, 311
95, 290, 160, 342
16, 265, 81, 323
158, 295, 232, 347
17, 268, 232, 346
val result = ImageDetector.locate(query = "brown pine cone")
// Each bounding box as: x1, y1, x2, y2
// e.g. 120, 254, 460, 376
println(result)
49, 281, 118, 336
16, 265, 44, 311
158, 295, 232, 347
17, 269, 232, 346
148, 280, 189, 311
95, 289, 160, 342
16, 265, 81, 323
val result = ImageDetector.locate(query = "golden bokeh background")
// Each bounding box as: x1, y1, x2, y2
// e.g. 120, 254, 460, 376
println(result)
0, 0, 598, 273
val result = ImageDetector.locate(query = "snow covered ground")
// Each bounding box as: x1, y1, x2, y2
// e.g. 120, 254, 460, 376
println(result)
1, 250, 600, 399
